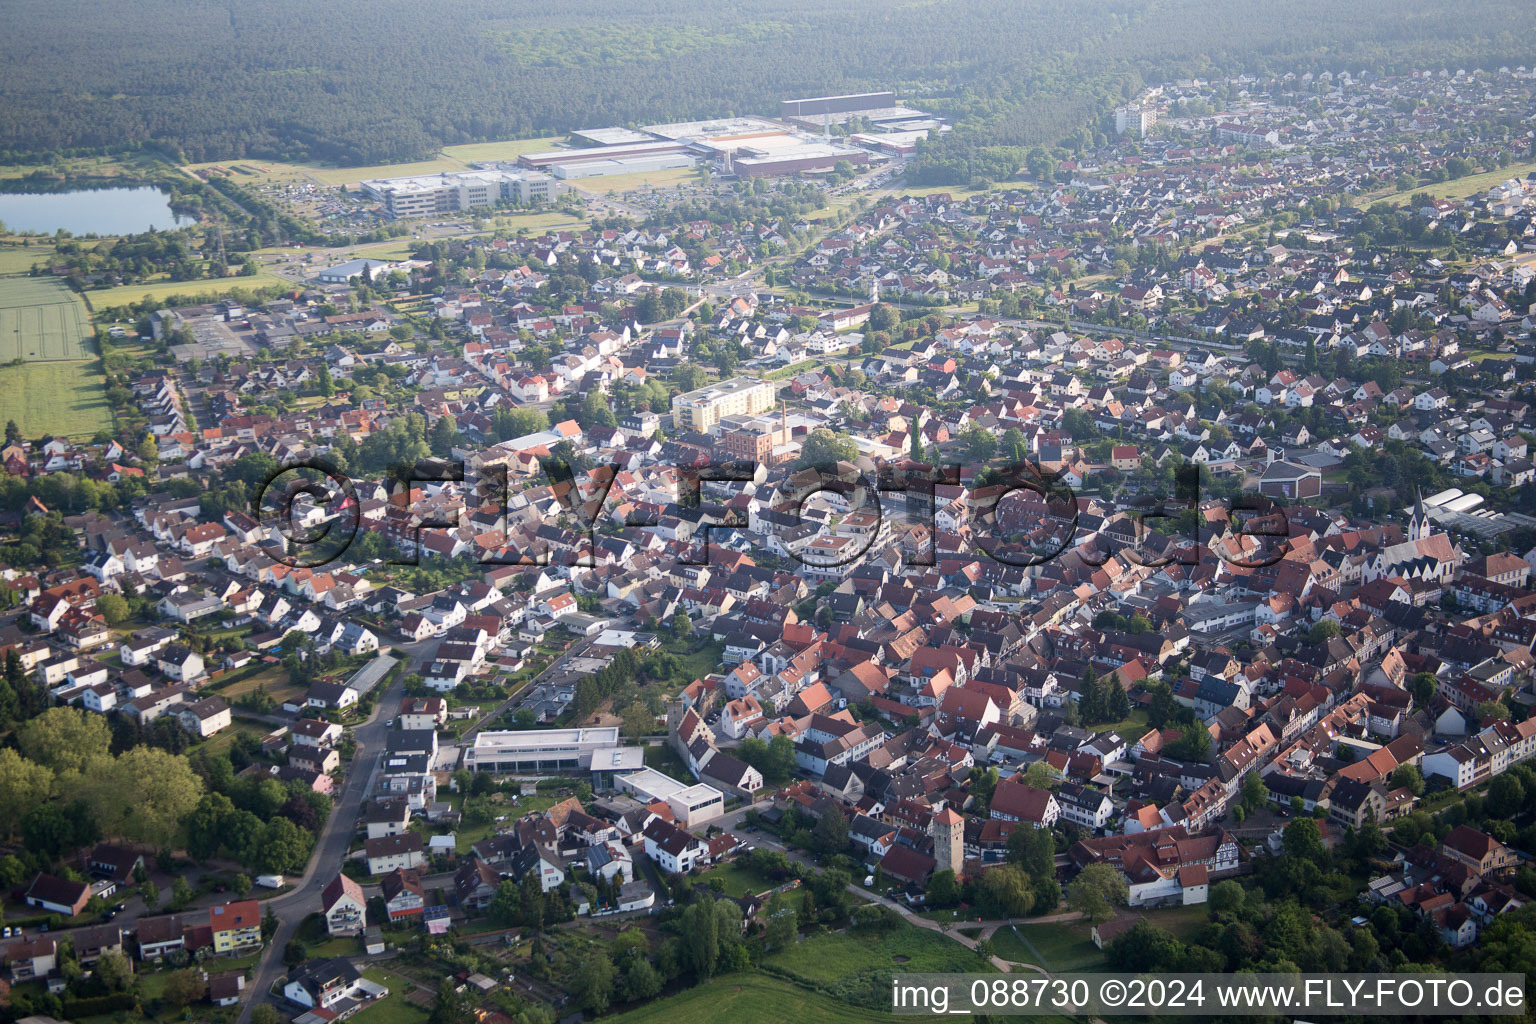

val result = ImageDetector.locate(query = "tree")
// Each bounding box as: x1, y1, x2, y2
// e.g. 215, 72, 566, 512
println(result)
796, 428, 858, 468
978, 864, 1035, 917
1208, 879, 1244, 918
162, 968, 206, 1007
1240, 770, 1267, 814
1066, 863, 1128, 924
1006, 825, 1055, 880
681, 898, 720, 980
1409, 672, 1437, 707
1488, 773, 1526, 818
184, 792, 235, 862
254, 817, 312, 874
96, 949, 134, 991
252, 1007, 287, 1024
1021, 761, 1059, 790
1281, 818, 1327, 865
962, 424, 998, 463
1169, 725, 1212, 763
1390, 764, 1425, 797
573, 951, 615, 1014
17, 706, 112, 775
815, 808, 849, 854
867, 303, 898, 333
21, 800, 99, 859
1308, 620, 1341, 645
171, 875, 193, 909
0, 748, 52, 840
625, 956, 663, 1000
429, 978, 469, 1024
88, 746, 204, 847
927, 868, 961, 908
233, 873, 253, 898
489, 880, 522, 926
763, 902, 798, 951
96, 593, 131, 625
429, 413, 458, 457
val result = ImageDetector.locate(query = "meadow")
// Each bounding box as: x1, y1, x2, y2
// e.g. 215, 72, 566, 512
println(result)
83, 271, 290, 308
608, 973, 930, 1024
184, 136, 564, 188
0, 359, 113, 439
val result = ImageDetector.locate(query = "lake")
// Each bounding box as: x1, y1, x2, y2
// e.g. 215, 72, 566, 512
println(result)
0, 186, 196, 236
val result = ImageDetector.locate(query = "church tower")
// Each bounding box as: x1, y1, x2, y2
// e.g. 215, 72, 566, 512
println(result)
931, 807, 964, 878
1409, 488, 1432, 542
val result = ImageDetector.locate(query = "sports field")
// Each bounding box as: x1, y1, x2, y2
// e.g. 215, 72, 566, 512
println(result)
0, 274, 93, 361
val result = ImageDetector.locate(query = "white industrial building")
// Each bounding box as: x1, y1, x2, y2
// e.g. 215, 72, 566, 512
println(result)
552, 152, 696, 180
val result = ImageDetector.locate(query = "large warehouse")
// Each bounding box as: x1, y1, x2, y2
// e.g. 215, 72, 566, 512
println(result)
518, 140, 692, 170
720, 134, 870, 178
780, 91, 930, 130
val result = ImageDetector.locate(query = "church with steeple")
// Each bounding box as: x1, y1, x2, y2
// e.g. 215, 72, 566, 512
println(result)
1365, 487, 1462, 583
1408, 488, 1433, 542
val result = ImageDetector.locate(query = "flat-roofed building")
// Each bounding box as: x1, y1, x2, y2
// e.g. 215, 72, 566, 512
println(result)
361, 169, 562, 220
617, 766, 725, 826
518, 140, 690, 169
464, 727, 643, 788
671, 377, 775, 433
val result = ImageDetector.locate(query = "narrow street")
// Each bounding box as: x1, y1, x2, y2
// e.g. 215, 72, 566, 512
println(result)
236, 658, 413, 1023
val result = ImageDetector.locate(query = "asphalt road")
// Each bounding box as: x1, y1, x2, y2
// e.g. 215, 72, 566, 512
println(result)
237, 658, 411, 1022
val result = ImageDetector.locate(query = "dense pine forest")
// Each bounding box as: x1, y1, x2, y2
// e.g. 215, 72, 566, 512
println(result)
1, 0, 1534, 179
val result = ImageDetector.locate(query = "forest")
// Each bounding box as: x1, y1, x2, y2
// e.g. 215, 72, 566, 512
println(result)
2, 0, 1534, 182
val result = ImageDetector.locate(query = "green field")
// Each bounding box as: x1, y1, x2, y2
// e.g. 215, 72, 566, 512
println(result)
84, 271, 289, 308
0, 358, 113, 439
609, 973, 942, 1024
765, 921, 992, 995
185, 136, 564, 188
1367, 158, 1536, 207
0, 274, 93, 361
440, 137, 565, 164
580, 166, 700, 194
0, 245, 56, 275
1001, 922, 1107, 973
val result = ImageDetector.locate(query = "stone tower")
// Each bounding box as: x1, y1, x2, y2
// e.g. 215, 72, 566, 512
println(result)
931, 807, 964, 877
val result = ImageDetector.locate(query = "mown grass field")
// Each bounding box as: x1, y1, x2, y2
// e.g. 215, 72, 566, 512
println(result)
1002, 922, 1107, 972
580, 166, 699, 194
0, 359, 113, 438
766, 921, 992, 988
0, 244, 57, 275
0, 274, 93, 360
83, 271, 289, 308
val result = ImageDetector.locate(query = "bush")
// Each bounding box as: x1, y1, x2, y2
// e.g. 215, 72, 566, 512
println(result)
63, 993, 139, 1017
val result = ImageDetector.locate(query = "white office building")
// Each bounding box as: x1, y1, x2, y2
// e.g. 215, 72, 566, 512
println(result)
360, 169, 562, 219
